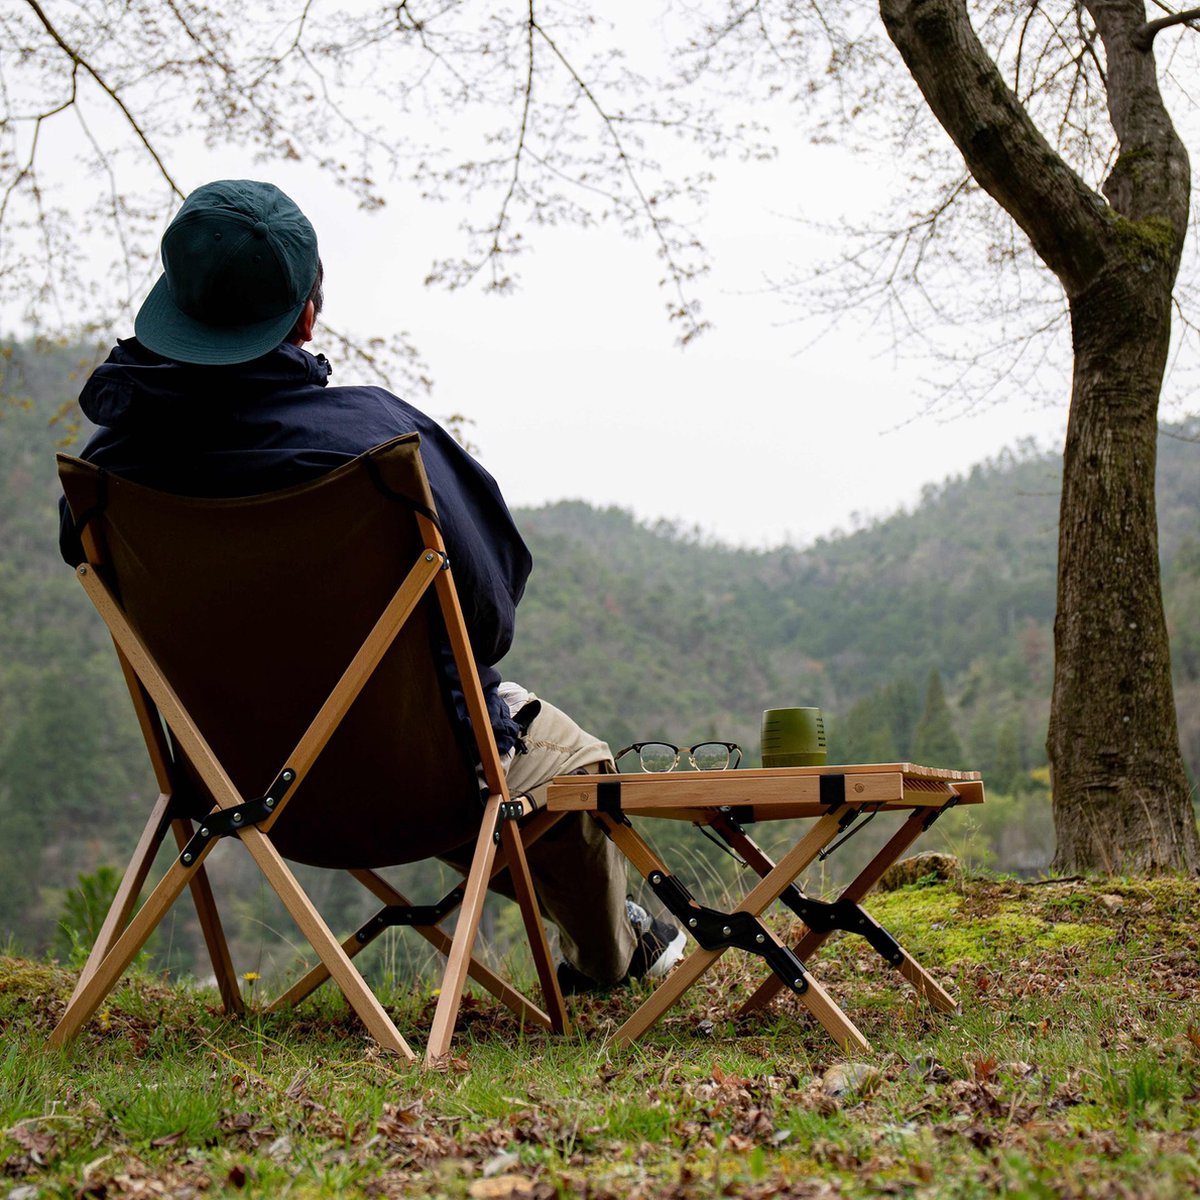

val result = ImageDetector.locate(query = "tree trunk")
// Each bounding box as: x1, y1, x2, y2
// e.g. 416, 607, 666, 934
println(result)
879, 0, 1199, 874
1049, 261, 1200, 873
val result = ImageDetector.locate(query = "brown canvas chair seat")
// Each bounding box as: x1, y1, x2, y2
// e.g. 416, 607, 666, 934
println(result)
52, 434, 568, 1064
546, 762, 985, 1053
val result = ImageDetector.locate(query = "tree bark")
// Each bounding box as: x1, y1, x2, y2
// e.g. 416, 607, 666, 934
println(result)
879, 0, 1199, 873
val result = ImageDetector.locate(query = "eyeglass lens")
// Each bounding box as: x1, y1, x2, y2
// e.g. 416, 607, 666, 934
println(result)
636, 742, 679, 772
630, 741, 736, 772
689, 742, 734, 771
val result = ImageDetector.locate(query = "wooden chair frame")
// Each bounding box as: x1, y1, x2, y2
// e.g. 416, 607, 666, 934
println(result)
51, 496, 569, 1068
545, 764, 984, 1053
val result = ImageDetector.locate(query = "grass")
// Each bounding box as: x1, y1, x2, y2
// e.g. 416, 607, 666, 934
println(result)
2, 875, 1200, 1198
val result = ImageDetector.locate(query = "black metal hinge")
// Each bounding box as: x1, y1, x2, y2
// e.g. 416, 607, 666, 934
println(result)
178, 767, 297, 866
355, 884, 466, 943
778, 885, 904, 966
646, 869, 810, 994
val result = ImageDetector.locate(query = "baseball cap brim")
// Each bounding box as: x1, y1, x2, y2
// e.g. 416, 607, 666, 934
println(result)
135, 272, 307, 366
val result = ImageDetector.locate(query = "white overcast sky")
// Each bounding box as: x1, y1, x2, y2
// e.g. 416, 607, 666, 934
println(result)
7, 5, 1108, 547
298, 139, 1072, 549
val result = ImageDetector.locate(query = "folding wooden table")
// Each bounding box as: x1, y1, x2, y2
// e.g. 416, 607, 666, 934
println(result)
546, 763, 984, 1053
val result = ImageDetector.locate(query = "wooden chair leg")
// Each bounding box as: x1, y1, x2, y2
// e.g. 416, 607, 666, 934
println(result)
600, 810, 869, 1052
424, 794, 503, 1066
171, 818, 244, 1016
736, 808, 959, 1017
66, 792, 173, 1008
237, 827, 416, 1061
500, 820, 570, 1035
51, 848, 214, 1047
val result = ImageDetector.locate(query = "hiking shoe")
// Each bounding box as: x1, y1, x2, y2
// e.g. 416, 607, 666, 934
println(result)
555, 900, 688, 995
624, 899, 687, 981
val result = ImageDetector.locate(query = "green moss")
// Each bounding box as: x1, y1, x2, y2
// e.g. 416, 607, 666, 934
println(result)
1108, 212, 1178, 265
865, 883, 1111, 964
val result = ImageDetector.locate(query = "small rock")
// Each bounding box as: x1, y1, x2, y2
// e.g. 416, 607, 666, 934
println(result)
878, 852, 960, 891
1098, 894, 1125, 911
821, 1061, 882, 1098
9, 1188, 41, 1200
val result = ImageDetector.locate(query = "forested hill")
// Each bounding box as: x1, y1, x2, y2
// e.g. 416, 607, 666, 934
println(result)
505, 430, 1200, 790
2, 340, 1199, 954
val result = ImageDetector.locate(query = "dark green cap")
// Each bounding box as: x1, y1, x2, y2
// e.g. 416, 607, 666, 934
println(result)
135, 180, 319, 366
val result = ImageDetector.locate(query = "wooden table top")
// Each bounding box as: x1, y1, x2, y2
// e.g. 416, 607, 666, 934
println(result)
544, 762, 984, 819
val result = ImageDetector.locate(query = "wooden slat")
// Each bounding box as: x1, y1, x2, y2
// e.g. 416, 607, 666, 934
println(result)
500, 821, 570, 1035
546, 772, 907, 812
51, 847, 218, 1047
418, 513, 510, 799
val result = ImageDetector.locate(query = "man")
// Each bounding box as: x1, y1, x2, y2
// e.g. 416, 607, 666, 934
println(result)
59, 178, 684, 993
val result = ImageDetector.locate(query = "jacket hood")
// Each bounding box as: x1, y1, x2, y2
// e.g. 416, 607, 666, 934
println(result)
79, 338, 332, 431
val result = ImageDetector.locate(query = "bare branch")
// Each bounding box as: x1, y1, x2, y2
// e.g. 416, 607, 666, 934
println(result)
1134, 6, 1200, 50
530, 16, 709, 342
20, 0, 183, 198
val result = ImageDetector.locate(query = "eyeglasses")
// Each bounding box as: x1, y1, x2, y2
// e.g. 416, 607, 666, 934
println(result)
615, 741, 743, 773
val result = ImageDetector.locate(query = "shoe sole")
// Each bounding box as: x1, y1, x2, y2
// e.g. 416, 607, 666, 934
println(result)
645, 925, 688, 978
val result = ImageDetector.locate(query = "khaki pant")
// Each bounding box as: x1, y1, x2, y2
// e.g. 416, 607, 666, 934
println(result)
446, 697, 635, 984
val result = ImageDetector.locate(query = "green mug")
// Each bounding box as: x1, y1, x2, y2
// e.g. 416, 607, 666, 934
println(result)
761, 707, 827, 767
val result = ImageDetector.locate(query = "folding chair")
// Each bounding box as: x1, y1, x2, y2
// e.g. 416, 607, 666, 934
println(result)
546, 764, 984, 1052
52, 434, 569, 1067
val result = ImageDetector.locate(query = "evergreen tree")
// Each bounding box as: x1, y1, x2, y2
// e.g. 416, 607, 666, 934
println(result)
912, 670, 965, 767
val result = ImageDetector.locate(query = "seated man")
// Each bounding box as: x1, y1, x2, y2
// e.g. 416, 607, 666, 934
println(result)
58, 178, 684, 994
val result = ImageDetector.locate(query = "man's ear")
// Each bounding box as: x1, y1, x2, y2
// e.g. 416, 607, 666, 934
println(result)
292, 300, 316, 346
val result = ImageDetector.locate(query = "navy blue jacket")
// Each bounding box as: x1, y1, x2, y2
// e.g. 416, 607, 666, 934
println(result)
59, 338, 532, 753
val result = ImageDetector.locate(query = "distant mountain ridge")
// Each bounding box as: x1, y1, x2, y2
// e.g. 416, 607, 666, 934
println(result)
504, 427, 1200, 786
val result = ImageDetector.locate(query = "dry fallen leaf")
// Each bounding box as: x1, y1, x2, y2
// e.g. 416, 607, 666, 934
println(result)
468, 1174, 539, 1199
973, 1055, 999, 1082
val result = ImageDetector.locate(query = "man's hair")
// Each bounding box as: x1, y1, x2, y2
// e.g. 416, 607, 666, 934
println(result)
288, 258, 324, 341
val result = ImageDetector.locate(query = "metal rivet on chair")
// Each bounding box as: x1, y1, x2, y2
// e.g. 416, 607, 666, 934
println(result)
793, 978, 804, 989
688, 918, 698, 929
425, 552, 435, 561
199, 827, 209, 838
182, 853, 193, 864
722, 926, 732, 937
651, 873, 662, 884
755, 933, 765, 944
265, 797, 275, 808
282, 770, 294, 782
232, 813, 243, 824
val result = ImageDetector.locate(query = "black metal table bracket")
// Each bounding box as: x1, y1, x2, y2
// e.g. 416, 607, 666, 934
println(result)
646, 869, 810, 994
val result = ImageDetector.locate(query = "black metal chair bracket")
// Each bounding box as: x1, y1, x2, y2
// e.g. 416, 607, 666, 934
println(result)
491, 797, 526, 843
178, 767, 297, 865
355, 883, 467, 944
646, 869, 810, 995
